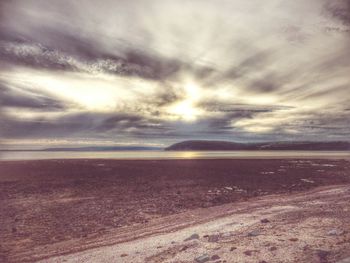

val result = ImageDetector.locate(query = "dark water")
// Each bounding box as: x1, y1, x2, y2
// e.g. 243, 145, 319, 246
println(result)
1, 150, 350, 160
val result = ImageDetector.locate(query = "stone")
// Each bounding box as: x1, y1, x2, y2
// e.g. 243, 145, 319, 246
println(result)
180, 245, 189, 251
244, 250, 258, 256
208, 234, 220, 242
328, 229, 344, 236
289, 238, 298, 242
247, 230, 260, 237
260, 218, 270, 223
316, 250, 330, 261
195, 254, 210, 263
211, 254, 221, 260
184, 233, 200, 241
269, 246, 277, 251
230, 246, 237, 251
120, 253, 128, 257
221, 231, 235, 238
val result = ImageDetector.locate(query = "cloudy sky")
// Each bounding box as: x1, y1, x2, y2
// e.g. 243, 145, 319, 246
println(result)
0, 0, 349, 149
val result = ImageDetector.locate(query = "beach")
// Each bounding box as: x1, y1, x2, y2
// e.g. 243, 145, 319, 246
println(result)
1, 159, 350, 262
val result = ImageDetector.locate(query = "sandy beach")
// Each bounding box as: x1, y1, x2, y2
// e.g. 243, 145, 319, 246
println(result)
1, 159, 350, 262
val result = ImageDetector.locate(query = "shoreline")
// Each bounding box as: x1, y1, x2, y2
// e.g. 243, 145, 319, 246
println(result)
1, 150, 350, 162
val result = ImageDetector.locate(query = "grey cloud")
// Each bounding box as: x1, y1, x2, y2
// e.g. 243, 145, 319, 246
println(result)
324, 0, 350, 26
0, 110, 171, 140
0, 82, 66, 110
0, 39, 185, 80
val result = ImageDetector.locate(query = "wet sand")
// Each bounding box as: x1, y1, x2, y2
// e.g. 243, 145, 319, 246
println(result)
0, 159, 350, 262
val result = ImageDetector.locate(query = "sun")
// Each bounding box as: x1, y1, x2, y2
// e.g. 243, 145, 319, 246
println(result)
170, 100, 201, 121
167, 82, 203, 121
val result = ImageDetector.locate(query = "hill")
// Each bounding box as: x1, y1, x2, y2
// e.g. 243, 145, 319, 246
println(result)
165, 140, 350, 151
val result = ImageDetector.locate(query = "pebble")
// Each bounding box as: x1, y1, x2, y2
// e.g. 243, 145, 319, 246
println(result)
184, 233, 199, 241
211, 254, 220, 260
328, 229, 344, 236
180, 245, 189, 252
269, 246, 277, 251
221, 231, 235, 238
120, 253, 128, 257
195, 254, 210, 263
316, 250, 330, 261
247, 230, 260, 237
260, 218, 270, 223
208, 234, 220, 242
230, 246, 237, 251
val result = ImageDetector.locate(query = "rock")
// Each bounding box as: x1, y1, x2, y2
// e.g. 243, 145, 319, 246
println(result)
230, 246, 237, 251
315, 250, 330, 261
337, 257, 350, 263
260, 218, 270, 223
244, 250, 258, 256
247, 230, 260, 237
211, 254, 221, 260
180, 245, 189, 251
259, 261, 268, 263
269, 246, 277, 251
289, 238, 298, 242
224, 187, 233, 191
120, 253, 128, 257
184, 233, 200, 241
221, 231, 235, 238
195, 254, 210, 263
213, 245, 222, 250
328, 229, 344, 236
208, 234, 220, 242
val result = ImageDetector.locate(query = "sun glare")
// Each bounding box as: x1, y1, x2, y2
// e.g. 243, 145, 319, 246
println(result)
167, 82, 203, 121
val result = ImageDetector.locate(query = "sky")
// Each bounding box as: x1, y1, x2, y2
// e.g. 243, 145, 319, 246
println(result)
0, 0, 349, 149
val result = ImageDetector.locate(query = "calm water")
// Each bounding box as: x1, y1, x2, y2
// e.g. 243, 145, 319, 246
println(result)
1, 150, 350, 160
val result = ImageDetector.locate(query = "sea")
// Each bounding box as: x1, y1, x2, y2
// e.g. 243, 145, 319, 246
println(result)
1, 150, 350, 160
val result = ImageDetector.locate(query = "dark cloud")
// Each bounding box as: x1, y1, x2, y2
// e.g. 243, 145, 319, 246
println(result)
0, 110, 170, 140
324, 0, 350, 26
198, 100, 291, 113
0, 38, 186, 80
